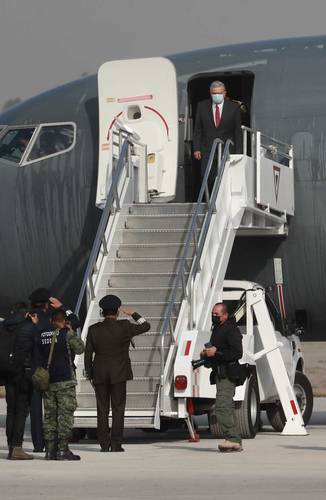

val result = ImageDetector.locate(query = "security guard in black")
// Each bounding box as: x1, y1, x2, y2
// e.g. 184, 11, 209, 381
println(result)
204, 302, 243, 452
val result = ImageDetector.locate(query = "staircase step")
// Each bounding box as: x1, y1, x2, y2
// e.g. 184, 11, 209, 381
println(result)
120, 228, 201, 244
105, 258, 192, 273
132, 362, 161, 377
127, 203, 207, 216
88, 316, 177, 332
105, 272, 188, 288
97, 287, 183, 303
114, 243, 196, 259
127, 377, 160, 393
79, 376, 160, 394
123, 214, 205, 230
133, 332, 163, 348
77, 392, 158, 410
91, 302, 180, 318
129, 346, 168, 363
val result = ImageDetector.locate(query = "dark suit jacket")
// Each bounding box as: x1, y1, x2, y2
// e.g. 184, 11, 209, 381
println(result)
193, 99, 242, 155
84, 313, 150, 385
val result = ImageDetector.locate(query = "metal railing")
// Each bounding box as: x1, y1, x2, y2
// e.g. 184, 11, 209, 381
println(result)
241, 125, 293, 167
159, 138, 234, 405
75, 128, 147, 315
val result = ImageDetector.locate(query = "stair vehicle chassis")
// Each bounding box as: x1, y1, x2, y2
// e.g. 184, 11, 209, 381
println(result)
188, 281, 314, 438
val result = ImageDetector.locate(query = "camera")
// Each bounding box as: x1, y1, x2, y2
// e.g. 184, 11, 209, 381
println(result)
191, 342, 213, 370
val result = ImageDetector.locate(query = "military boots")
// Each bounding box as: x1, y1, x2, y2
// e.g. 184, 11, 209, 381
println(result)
45, 441, 57, 460
56, 446, 81, 461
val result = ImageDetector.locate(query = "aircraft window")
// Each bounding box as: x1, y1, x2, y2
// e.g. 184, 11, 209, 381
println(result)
0, 128, 35, 164
26, 123, 75, 163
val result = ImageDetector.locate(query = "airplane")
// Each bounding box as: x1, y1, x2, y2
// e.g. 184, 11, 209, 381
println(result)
0, 35, 325, 341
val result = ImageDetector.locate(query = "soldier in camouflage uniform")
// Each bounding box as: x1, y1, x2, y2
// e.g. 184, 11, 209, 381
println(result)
37, 309, 84, 460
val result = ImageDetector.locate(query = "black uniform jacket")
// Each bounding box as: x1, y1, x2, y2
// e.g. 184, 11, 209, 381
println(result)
193, 99, 243, 155
84, 313, 150, 385
1, 313, 35, 383
209, 318, 243, 367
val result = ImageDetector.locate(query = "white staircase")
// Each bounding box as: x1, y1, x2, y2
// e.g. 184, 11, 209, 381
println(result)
74, 128, 295, 431
75, 202, 206, 428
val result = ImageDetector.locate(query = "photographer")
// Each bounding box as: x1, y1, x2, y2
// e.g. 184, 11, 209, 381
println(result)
35, 309, 84, 460
28, 287, 80, 452
201, 302, 243, 452
1, 303, 35, 460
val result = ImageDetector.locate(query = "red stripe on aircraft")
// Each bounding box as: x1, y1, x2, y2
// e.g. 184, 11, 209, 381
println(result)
144, 105, 170, 138
107, 111, 123, 140
118, 94, 153, 103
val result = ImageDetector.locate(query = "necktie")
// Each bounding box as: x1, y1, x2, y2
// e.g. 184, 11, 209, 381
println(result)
215, 104, 220, 128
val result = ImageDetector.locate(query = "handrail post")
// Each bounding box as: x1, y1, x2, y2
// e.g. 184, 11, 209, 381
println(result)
218, 141, 222, 166
289, 145, 294, 169
242, 127, 247, 156
256, 131, 261, 204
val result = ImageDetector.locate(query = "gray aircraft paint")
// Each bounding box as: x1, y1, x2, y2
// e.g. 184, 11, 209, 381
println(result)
0, 35, 324, 338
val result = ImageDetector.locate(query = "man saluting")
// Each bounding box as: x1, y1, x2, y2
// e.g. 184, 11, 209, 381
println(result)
84, 295, 150, 452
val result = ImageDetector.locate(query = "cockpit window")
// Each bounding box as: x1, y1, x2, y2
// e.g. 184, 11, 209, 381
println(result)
26, 124, 75, 163
0, 128, 35, 164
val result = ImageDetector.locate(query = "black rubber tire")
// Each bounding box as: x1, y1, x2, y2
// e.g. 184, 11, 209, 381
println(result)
208, 374, 260, 439
235, 374, 260, 438
266, 371, 313, 431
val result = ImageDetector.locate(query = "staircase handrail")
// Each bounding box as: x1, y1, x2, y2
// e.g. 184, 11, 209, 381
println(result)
159, 138, 233, 393
75, 131, 145, 315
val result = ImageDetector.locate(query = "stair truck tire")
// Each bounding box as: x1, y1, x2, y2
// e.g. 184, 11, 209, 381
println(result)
235, 374, 260, 438
208, 374, 260, 439
266, 371, 313, 431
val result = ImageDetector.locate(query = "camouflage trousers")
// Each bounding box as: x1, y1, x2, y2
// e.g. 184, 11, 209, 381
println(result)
43, 380, 77, 450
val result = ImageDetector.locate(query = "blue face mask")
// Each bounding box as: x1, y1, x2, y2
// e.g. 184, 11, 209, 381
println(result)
211, 94, 224, 104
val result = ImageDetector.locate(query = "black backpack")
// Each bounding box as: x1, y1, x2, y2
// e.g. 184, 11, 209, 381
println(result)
0, 325, 19, 379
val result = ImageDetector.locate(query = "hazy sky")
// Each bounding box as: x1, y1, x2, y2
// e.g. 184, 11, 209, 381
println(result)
1, 0, 326, 109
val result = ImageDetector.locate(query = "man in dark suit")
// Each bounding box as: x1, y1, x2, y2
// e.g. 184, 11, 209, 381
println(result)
193, 81, 243, 188
84, 295, 150, 452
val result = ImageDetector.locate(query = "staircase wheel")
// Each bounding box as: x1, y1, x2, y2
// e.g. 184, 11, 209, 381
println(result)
235, 374, 260, 438
209, 375, 260, 439
266, 371, 314, 431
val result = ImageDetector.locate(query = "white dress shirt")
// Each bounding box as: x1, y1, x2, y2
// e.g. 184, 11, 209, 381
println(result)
212, 101, 224, 126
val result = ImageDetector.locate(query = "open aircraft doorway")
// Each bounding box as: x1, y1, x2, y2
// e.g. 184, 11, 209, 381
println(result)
185, 70, 255, 200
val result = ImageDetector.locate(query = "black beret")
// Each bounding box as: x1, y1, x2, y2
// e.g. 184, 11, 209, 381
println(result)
29, 288, 51, 303
99, 294, 121, 310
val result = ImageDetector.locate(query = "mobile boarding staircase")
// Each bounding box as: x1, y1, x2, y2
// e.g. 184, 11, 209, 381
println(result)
74, 125, 307, 437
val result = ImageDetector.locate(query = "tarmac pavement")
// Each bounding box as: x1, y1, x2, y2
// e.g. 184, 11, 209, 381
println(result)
0, 398, 325, 500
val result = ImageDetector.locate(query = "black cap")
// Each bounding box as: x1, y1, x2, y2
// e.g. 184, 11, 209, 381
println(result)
29, 288, 51, 303
99, 294, 121, 310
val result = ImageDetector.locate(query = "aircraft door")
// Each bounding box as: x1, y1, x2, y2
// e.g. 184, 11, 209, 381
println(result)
96, 57, 178, 206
